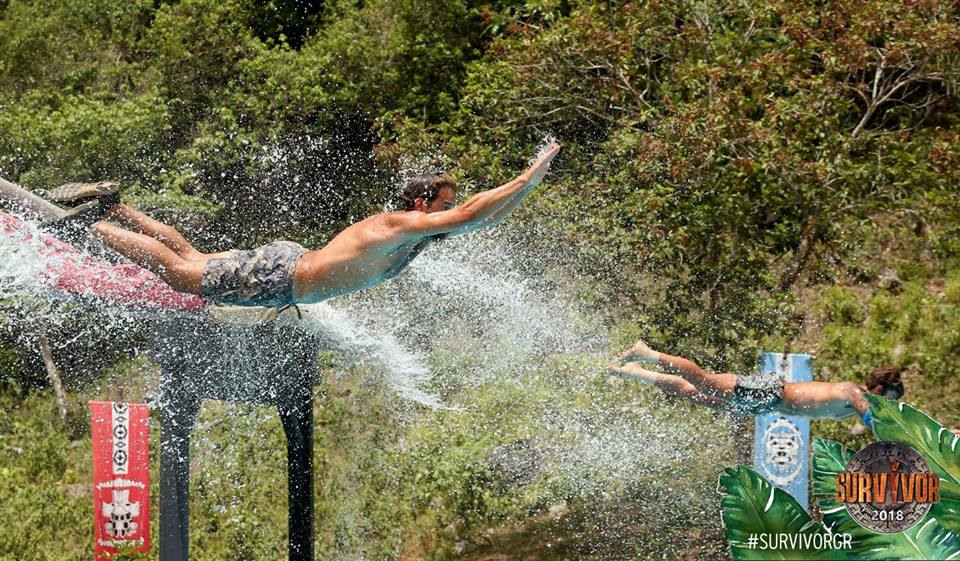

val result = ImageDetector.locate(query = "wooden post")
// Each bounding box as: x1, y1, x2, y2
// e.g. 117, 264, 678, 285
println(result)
38, 333, 68, 419
0, 176, 64, 219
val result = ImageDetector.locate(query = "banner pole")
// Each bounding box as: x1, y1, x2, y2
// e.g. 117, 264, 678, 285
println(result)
752, 353, 812, 510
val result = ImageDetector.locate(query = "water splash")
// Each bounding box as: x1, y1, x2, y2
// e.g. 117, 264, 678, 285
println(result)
1, 201, 735, 559
283, 303, 445, 409
0, 210, 445, 408
322, 226, 735, 498
531, 134, 559, 164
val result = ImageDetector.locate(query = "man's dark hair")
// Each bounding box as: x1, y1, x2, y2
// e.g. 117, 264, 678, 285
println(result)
866, 366, 905, 397
401, 173, 456, 211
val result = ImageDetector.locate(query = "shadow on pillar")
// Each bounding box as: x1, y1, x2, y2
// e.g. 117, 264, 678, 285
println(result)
153, 316, 320, 561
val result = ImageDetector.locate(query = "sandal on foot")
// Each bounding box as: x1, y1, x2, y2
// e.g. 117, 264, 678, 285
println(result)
43, 181, 120, 207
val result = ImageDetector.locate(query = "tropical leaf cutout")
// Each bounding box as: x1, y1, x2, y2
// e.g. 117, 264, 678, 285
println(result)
866, 393, 960, 532
813, 438, 960, 560
811, 439, 865, 535
717, 465, 835, 560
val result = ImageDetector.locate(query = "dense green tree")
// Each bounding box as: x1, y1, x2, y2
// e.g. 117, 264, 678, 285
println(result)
391, 0, 960, 368
1, 1, 959, 557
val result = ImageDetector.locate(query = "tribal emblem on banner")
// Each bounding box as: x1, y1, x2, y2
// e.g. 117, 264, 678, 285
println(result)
112, 402, 129, 474
103, 489, 140, 538
760, 417, 804, 486
90, 401, 150, 561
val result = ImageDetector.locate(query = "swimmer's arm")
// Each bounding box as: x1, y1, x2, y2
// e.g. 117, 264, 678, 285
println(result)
400, 144, 560, 237
401, 178, 526, 236
452, 182, 535, 234
456, 149, 562, 232
844, 383, 871, 416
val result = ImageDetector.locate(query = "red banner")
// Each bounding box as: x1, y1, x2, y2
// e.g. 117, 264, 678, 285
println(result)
90, 402, 151, 560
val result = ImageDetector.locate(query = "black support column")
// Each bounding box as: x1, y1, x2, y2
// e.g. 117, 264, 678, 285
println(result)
154, 316, 319, 561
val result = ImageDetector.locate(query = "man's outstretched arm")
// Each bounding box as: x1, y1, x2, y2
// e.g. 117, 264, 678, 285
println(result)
402, 144, 560, 236
456, 145, 563, 233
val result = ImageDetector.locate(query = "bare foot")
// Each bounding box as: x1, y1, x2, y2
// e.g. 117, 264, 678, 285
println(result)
618, 339, 660, 365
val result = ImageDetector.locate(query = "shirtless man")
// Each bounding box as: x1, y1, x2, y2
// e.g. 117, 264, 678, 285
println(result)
46, 144, 560, 307
607, 339, 905, 425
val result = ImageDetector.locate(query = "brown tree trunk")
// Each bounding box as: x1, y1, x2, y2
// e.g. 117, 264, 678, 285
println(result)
38, 333, 68, 419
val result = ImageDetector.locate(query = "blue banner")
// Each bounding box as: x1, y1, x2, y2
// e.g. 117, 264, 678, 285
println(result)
753, 353, 812, 510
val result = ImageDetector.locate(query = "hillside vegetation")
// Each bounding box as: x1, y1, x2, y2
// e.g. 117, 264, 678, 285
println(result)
1, 1, 959, 560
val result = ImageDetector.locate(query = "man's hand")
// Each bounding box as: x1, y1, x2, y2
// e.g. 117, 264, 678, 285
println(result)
520, 143, 561, 187
618, 338, 659, 365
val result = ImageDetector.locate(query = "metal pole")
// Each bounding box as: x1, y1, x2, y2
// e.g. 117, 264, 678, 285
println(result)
159, 386, 200, 561
279, 402, 315, 561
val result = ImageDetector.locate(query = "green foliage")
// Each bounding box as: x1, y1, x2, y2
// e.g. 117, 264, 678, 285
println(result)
0, 0, 153, 94
100, 541, 150, 561
866, 393, 960, 531
813, 280, 960, 435
142, 0, 263, 121
0, 343, 21, 383
0, 91, 172, 188
311, 0, 485, 124
0, 387, 90, 561
812, 438, 960, 560
717, 465, 833, 560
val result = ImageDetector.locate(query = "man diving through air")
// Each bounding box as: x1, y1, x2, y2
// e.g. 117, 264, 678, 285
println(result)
44, 143, 560, 308
608, 339, 905, 426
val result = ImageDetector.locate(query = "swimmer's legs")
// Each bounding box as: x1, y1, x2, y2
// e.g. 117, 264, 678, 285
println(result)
608, 363, 728, 407
92, 221, 206, 293
620, 339, 737, 398
105, 204, 208, 260
656, 351, 737, 398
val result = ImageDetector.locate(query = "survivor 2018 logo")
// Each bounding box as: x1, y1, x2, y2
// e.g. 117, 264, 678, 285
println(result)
835, 441, 941, 533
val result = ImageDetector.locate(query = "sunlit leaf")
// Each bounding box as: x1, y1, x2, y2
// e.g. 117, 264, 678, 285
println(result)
867, 394, 960, 532
717, 465, 833, 560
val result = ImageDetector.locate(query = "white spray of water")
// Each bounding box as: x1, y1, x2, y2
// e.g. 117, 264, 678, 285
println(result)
283, 303, 445, 409
0, 211, 445, 407
0, 214, 99, 332
531, 134, 559, 164
324, 228, 734, 498
1, 216, 62, 299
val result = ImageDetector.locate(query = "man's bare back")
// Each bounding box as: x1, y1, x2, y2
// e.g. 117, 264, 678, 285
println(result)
292, 209, 451, 302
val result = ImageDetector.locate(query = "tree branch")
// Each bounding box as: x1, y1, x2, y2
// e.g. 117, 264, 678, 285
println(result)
39, 332, 67, 419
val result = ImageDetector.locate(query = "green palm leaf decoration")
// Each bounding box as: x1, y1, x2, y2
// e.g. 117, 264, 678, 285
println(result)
717, 465, 833, 560
811, 439, 863, 535
866, 393, 960, 532
812, 438, 960, 560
